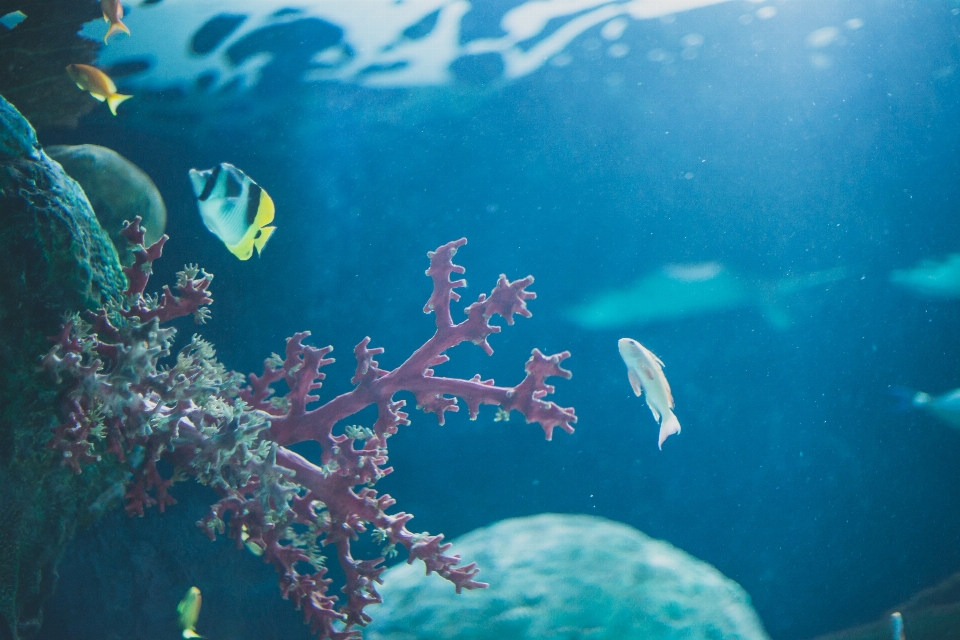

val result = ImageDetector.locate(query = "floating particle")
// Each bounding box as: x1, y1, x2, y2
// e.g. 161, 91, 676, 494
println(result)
756, 6, 777, 19
845, 18, 864, 29
738, 13, 754, 24
608, 43, 630, 58
680, 33, 704, 47
805, 26, 840, 48
550, 53, 572, 67
810, 53, 833, 68
601, 17, 628, 40
647, 48, 673, 63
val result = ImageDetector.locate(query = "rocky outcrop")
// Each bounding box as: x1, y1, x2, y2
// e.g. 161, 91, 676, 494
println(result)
0, 94, 125, 640
811, 572, 960, 640
367, 513, 771, 640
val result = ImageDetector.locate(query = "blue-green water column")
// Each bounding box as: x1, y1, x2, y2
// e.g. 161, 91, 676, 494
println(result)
0, 95, 126, 640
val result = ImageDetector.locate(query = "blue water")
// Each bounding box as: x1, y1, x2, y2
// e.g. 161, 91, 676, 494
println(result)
39, 1, 960, 639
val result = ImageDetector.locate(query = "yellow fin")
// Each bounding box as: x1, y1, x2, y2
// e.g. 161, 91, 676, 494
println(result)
104, 19, 130, 43
254, 226, 275, 255
106, 92, 132, 115
182, 630, 202, 639
255, 191, 275, 225
228, 240, 255, 260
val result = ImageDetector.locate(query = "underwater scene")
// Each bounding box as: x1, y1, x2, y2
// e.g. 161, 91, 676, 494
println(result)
2, 0, 960, 639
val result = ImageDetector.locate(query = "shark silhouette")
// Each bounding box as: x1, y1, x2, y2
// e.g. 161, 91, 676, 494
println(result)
890, 253, 960, 299
567, 262, 846, 330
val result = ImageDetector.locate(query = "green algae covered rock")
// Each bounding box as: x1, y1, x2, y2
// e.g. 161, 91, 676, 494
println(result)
0, 94, 126, 640
367, 514, 771, 640
46, 145, 167, 265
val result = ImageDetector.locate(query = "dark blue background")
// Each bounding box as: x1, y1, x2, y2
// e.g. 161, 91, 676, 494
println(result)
40, 1, 960, 638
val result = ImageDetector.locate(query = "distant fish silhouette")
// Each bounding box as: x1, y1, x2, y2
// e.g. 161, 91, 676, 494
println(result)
890, 253, 960, 299
567, 262, 846, 330
0, 10, 26, 30
891, 386, 960, 430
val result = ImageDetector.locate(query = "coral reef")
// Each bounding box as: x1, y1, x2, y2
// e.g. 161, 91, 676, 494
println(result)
43, 220, 576, 639
367, 514, 771, 640
46, 144, 167, 263
0, 94, 125, 640
0, 0, 102, 129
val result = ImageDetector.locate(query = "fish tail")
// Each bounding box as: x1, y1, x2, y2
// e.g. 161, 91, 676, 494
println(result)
254, 226, 275, 255
104, 19, 130, 43
658, 410, 681, 450
107, 92, 132, 115
889, 385, 924, 410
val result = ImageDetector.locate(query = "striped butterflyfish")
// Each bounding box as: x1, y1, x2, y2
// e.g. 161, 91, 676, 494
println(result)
188, 163, 275, 260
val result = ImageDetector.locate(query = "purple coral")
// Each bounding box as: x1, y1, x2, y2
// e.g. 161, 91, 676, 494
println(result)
44, 221, 576, 639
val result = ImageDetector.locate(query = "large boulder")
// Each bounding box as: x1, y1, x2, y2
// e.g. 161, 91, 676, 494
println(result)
0, 94, 126, 640
367, 513, 770, 640
46, 144, 167, 264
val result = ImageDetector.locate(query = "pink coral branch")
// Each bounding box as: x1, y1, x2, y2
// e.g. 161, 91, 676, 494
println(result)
45, 233, 575, 640
118, 217, 213, 325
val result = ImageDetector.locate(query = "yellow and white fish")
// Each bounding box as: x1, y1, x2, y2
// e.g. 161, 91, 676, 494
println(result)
177, 586, 203, 639
100, 0, 130, 43
66, 64, 132, 116
618, 338, 681, 449
188, 163, 275, 260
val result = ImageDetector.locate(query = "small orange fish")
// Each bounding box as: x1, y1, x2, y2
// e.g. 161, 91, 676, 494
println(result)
100, 0, 129, 43
66, 64, 132, 116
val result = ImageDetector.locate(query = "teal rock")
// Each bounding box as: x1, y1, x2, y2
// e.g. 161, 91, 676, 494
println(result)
46, 145, 167, 265
368, 514, 771, 640
0, 94, 126, 640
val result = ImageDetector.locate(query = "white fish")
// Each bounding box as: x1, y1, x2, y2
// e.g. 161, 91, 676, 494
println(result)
890, 253, 960, 299
618, 338, 681, 449
568, 262, 846, 331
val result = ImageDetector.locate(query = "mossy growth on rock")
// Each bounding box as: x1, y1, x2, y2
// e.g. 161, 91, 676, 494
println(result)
0, 94, 126, 640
